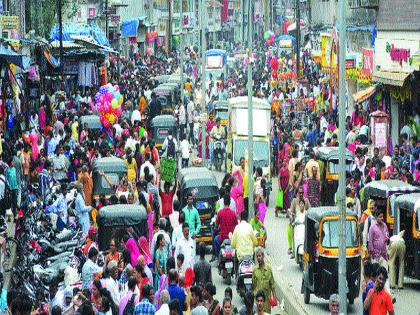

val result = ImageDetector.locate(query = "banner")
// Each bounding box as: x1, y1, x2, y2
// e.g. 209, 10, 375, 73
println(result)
321, 34, 331, 68
161, 158, 176, 183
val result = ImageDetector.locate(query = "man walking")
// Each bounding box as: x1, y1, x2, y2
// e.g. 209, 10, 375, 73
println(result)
252, 248, 277, 314
174, 223, 195, 270
363, 267, 394, 315
182, 193, 201, 243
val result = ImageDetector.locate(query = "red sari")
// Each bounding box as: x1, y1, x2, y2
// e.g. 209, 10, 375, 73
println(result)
278, 166, 290, 210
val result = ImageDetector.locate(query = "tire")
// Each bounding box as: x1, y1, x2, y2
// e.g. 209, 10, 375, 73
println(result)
2, 237, 18, 273
298, 255, 304, 271
304, 286, 310, 304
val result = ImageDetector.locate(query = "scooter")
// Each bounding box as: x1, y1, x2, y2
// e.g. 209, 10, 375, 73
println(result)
236, 255, 255, 298
218, 239, 235, 285
293, 214, 305, 270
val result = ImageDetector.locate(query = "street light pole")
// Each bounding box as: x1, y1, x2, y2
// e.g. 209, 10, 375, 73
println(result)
247, 0, 254, 219
200, 0, 207, 166
338, 0, 347, 312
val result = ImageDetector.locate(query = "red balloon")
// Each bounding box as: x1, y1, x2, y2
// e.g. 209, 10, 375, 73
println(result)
113, 107, 122, 117
271, 57, 279, 71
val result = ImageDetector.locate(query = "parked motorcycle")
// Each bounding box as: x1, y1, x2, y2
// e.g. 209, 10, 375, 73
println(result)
236, 255, 255, 298
293, 219, 305, 270
218, 239, 235, 285
213, 133, 225, 171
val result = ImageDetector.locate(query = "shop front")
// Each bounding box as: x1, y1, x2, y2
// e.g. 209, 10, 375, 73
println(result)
372, 31, 420, 147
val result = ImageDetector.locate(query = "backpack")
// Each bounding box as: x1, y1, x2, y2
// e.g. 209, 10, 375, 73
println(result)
167, 138, 176, 158
0, 176, 11, 212
123, 293, 136, 315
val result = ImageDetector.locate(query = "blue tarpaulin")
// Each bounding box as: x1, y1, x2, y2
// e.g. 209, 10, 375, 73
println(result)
121, 18, 140, 37
0, 46, 30, 69
50, 23, 109, 47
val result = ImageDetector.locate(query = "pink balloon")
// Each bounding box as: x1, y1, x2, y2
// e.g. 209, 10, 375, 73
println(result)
105, 93, 113, 102
104, 102, 111, 113
114, 85, 120, 92
99, 95, 104, 103
114, 107, 122, 117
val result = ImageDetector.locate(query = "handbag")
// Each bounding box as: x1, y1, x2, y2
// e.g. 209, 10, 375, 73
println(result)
276, 189, 284, 208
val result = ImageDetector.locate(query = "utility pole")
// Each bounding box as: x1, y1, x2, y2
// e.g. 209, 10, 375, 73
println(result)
168, 0, 172, 52
295, 0, 300, 78
57, 0, 64, 78
105, 0, 109, 39
338, 0, 347, 312
247, 0, 253, 219
200, 0, 207, 166
180, 0, 184, 102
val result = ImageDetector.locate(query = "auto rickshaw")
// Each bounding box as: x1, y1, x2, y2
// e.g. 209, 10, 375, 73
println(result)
151, 75, 170, 85
92, 157, 127, 202
362, 179, 420, 232
97, 204, 148, 251
394, 193, 420, 280
316, 147, 354, 206
153, 83, 179, 113
167, 75, 182, 87
150, 115, 178, 156
302, 207, 361, 304
79, 115, 102, 138
214, 101, 229, 127
178, 167, 219, 244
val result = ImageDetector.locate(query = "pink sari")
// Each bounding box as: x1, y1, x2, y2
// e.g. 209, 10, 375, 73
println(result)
257, 202, 267, 223
230, 185, 244, 215
39, 106, 46, 130
125, 238, 141, 267
138, 236, 153, 266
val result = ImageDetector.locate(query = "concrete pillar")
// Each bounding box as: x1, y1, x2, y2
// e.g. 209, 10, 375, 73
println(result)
390, 96, 400, 146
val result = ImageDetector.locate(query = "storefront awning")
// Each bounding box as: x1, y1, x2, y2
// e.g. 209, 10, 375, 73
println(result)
352, 86, 376, 103
372, 70, 411, 87
0, 45, 30, 69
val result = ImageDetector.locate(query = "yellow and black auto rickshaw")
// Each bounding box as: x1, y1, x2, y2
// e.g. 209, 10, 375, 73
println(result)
393, 193, 420, 280
177, 167, 219, 245
302, 207, 361, 304
153, 83, 179, 113
214, 101, 229, 127
92, 157, 127, 202
150, 115, 177, 156
316, 147, 354, 206
362, 179, 420, 233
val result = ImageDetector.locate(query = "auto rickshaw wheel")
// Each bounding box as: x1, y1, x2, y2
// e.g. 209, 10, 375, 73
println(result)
304, 286, 310, 304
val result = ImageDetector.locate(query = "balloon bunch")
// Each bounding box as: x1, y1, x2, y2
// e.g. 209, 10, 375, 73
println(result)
95, 83, 124, 128
263, 30, 275, 46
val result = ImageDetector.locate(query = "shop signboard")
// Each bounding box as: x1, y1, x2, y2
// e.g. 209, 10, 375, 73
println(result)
0, 15, 19, 30
321, 33, 331, 68
346, 58, 355, 69
362, 48, 373, 76
370, 111, 389, 157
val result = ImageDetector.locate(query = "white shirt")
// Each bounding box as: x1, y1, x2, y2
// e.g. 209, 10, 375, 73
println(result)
0, 174, 5, 199
174, 236, 195, 270
156, 304, 170, 315
180, 139, 191, 159
131, 110, 141, 125
171, 225, 183, 250
162, 136, 178, 153
105, 277, 120, 305
140, 161, 156, 180
114, 123, 123, 138
187, 101, 195, 124
178, 105, 186, 125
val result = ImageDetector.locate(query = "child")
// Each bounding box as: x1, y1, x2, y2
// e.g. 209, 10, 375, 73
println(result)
176, 253, 185, 276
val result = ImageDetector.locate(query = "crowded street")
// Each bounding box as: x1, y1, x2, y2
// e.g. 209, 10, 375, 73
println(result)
0, 0, 420, 315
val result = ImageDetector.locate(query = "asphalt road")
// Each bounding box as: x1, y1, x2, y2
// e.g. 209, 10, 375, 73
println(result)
209, 168, 420, 314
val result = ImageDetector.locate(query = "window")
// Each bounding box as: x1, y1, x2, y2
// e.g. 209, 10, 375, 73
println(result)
233, 140, 269, 167
328, 161, 352, 174
321, 219, 358, 248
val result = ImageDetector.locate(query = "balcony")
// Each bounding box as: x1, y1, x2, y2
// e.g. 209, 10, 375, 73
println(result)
349, 0, 379, 9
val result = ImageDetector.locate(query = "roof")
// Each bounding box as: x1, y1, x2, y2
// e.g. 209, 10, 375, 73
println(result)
353, 86, 376, 104
394, 193, 420, 212
363, 180, 420, 199
80, 115, 101, 129
316, 147, 353, 161
376, 0, 420, 31
372, 71, 411, 87
154, 84, 177, 92
0, 45, 30, 69
178, 167, 218, 184
151, 115, 177, 126
306, 207, 358, 222
207, 0, 224, 7
92, 157, 126, 172
214, 101, 228, 109
50, 40, 83, 49
151, 75, 170, 83
97, 204, 147, 226
49, 23, 109, 47
228, 97, 270, 110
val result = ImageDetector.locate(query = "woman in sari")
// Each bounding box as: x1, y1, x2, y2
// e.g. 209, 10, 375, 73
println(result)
277, 159, 290, 216
154, 274, 168, 310
153, 234, 167, 291
125, 238, 141, 267
230, 173, 244, 216
138, 236, 153, 267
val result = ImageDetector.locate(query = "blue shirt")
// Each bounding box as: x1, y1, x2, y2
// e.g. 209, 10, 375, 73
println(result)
167, 284, 186, 315
134, 298, 156, 315
47, 193, 68, 224
5, 167, 18, 190
362, 280, 374, 315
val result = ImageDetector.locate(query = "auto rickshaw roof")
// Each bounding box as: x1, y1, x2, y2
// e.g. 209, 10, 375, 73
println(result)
92, 157, 127, 173
151, 75, 170, 83
154, 83, 178, 92
363, 180, 420, 199
150, 115, 177, 127
179, 167, 218, 187
394, 193, 420, 212
97, 204, 147, 226
214, 101, 228, 110
167, 76, 181, 84
306, 207, 358, 222
79, 115, 102, 129
316, 147, 353, 161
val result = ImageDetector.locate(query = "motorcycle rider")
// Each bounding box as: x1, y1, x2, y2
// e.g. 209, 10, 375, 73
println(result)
210, 117, 226, 170
231, 210, 257, 275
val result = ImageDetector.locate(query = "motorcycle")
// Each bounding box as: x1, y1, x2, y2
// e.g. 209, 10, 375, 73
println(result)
213, 133, 225, 171
236, 255, 255, 298
218, 239, 235, 285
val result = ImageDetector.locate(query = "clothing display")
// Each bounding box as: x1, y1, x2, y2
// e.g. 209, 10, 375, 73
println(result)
78, 62, 99, 87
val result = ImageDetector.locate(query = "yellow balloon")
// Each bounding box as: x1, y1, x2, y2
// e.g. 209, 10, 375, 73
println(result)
118, 96, 124, 105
